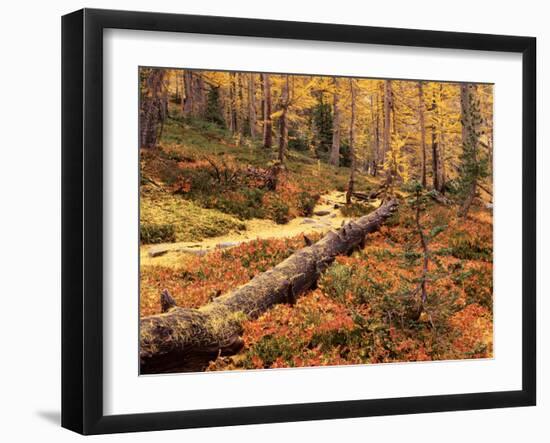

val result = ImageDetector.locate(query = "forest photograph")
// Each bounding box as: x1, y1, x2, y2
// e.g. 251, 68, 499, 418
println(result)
138, 67, 493, 375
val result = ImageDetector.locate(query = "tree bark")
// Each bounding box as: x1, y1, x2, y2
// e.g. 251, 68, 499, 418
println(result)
459, 83, 478, 218
382, 80, 392, 164
248, 73, 257, 138
417, 82, 427, 188
370, 93, 380, 176
278, 75, 289, 163
438, 84, 447, 191
229, 72, 238, 133
262, 73, 272, 149
140, 69, 166, 149
329, 77, 341, 166
140, 199, 399, 373
346, 79, 357, 204
430, 90, 444, 192
182, 70, 194, 116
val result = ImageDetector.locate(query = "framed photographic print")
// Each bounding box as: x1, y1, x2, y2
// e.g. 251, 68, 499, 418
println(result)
62, 8, 536, 435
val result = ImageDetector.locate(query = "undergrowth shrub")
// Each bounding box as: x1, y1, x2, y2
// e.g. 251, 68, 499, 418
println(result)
244, 335, 297, 368
209, 188, 266, 220
447, 230, 492, 260
140, 223, 176, 244
296, 191, 318, 216
265, 195, 290, 224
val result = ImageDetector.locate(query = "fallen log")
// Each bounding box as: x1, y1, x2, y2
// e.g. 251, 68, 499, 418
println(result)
140, 199, 399, 373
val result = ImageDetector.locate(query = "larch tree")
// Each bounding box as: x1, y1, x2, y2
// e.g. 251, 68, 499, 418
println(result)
278, 75, 290, 163
417, 81, 427, 188
140, 68, 166, 149
383, 80, 392, 166
262, 73, 272, 150
346, 79, 357, 204
458, 83, 485, 217
229, 72, 238, 133
182, 70, 194, 117
369, 92, 380, 176
329, 77, 341, 166
248, 73, 257, 138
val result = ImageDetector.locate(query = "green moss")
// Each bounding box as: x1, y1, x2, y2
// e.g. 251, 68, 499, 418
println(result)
140, 191, 245, 243
140, 223, 176, 244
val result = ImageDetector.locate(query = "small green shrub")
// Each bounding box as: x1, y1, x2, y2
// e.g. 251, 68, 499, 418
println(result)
296, 192, 318, 216
212, 188, 266, 220
310, 329, 361, 352
448, 230, 492, 260
266, 197, 290, 224
140, 223, 176, 244
245, 335, 297, 367
318, 263, 354, 303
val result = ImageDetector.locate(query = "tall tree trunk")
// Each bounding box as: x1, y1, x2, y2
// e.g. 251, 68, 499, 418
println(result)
383, 80, 392, 165
346, 79, 357, 204
460, 83, 470, 147
182, 70, 194, 117
430, 90, 444, 192
248, 73, 257, 138
438, 84, 447, 193
370, 93, 379, 176
237, 73, 244, 136
140, 199, 399, 374
260, 74, 265, 123
417, 82, 427, 188
229, 72, 238, 133
278, 75, 289, 163
194, 74, 205, 117
140, 69, 166, 149
175, 71, 180, 104
262, 73, 272, 149
459, 83, 478, 217
329, 77, 341, 166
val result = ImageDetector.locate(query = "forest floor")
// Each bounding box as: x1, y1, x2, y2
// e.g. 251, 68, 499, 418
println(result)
140, 114, 494, 370
141, 190, 361, 267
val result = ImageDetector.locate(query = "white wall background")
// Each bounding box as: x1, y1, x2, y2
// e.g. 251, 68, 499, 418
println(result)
0, 0, 546, 441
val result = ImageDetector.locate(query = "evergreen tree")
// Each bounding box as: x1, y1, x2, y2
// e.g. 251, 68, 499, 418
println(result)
458, 84, 488, 217
312, 92, 333, 155
204, 86, 225, 127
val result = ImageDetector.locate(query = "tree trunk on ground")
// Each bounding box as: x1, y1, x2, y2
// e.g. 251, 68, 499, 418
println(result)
417, 82, 427, 188
329, 77, 340, 166
346, 79, 357, 204
140, 199, 399, 374
262, 73, 272, 149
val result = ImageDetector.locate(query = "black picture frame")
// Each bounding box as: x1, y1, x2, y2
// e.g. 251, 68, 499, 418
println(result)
62, 8, 536, 435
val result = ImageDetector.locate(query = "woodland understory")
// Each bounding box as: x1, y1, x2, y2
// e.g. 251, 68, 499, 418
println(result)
138, 68, 493, 373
